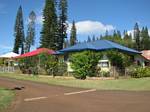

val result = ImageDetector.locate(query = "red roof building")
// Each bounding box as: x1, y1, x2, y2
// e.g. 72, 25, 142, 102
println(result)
141, 50, 150, 61
15, 48, 55, 58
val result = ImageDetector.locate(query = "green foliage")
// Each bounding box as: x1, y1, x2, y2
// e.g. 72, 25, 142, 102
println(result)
130, 67, 150, 78
106, 50, 132, 68
57, 0, 68, 50
133, 23, 141, 50
18, 56, 39, 74
70, 51, 102, 79
70, 21, 77, 46
100, 71, 110, 77
99, 23, 150, 50
40, 0, 58, 50
0, 88, 15, 111
18, 53, 67, 76
123, 31, 133, 48
70, 50, 132, 79
13, 6, 25, 54
57, 61, 67, 76
1, 73, 150, 91
101, 31, 125, 47
39, 53, 58, 76
140, 27, 150, 50
0, 59, 4, 66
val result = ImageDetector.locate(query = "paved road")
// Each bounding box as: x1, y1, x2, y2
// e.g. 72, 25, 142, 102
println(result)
0, 77, 150, 112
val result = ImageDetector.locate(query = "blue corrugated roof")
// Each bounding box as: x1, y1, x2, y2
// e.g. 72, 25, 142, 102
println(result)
59, 40, 140, 54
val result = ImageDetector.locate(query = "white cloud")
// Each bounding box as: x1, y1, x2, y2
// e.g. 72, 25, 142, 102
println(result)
35, 18, 115, 36
67, 20, 115, 35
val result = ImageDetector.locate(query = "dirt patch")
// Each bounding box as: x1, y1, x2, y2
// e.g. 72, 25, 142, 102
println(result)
0, 77, 150, 112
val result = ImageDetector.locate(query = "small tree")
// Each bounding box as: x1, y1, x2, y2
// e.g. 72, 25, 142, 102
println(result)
39, 53, 58, 76
70, 51, 101, 79
106, 50, 132, 68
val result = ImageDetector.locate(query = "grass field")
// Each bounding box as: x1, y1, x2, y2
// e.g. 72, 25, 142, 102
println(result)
0, 88, 15, 111
0, 73, 150, 91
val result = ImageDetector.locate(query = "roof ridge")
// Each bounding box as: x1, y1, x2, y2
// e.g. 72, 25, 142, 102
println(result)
103, 40, 114, 48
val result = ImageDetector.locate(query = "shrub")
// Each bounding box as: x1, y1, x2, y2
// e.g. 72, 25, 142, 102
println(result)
0, 59, 4, 66
57, 62, 67, 76
130, 67, 150, 78
100, 71, 110, 77
106, 50, 132, 68
39, 53, 58, 76
70, 51, 101, 79
18, 53, 59, 76
70, 50, 133, 79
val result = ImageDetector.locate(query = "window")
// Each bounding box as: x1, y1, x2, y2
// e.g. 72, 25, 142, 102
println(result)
99, 62, 109, 67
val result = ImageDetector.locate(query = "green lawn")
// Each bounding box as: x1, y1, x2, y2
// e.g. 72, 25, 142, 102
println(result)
0, 73, 150, 91
0, 88, 15, 111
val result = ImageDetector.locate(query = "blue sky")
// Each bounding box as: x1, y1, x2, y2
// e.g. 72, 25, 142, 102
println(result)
0, 0, 150, 54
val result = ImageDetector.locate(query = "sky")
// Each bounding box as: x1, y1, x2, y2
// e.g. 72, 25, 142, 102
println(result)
0, 0, 150, 54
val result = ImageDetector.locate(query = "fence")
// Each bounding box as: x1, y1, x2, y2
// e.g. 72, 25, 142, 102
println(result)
109, 66, 131, 78
0, 66, 16, 73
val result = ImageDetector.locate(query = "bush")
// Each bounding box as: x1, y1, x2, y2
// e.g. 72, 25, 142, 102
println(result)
0, 59, 4, 66
130, 67, 150, 78
100, 71, 110, 77
39, 53, 58, 76
70, 51, 101, 79
18, 56, 39, 74
106, 50, 132, 68
70, 50, 133, 79
57, 62, 67, 76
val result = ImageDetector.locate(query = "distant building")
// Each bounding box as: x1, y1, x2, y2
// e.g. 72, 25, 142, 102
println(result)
141, 50, 150, 66
135, 50, 150, 67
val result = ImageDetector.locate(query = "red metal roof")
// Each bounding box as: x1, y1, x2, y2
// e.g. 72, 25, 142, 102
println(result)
15, 48, 55, 58
141, 50, 150, 60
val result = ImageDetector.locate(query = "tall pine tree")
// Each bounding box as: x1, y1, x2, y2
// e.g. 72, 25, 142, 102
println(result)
140, 27, 150, 50
123, 30, 133, 48
58, 0, 68, 50
70, 21, 77, 46
133, 23, 141, 50
40, 0, 58, 50
25, 11, 36, 53
87, 36, 91, 42
92, 35, 96, 42
13, 6, 25, 54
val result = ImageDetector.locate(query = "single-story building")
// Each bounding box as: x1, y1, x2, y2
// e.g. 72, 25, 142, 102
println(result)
0, 52, 19, 72
57, 40, 141, 72
0, 52, 19, 66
